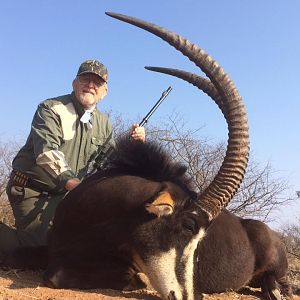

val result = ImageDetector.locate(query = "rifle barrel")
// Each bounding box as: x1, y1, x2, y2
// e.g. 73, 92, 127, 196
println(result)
139, 86, 172, 127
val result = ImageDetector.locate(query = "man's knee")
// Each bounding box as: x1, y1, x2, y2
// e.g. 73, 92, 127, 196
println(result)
0, 222, 39, 257
0, 222, 21, 255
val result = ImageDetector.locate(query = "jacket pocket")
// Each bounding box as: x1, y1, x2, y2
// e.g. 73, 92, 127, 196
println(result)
90, 136, 104, 159
7, 185, 25, 205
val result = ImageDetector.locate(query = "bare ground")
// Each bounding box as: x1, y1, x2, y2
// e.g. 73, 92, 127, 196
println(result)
0, 269, 299, 300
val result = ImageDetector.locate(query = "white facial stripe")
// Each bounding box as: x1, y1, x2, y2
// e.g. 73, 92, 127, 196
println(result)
181, 228, 206, 300
143, 248, 183, 300
135, 228, 206, 300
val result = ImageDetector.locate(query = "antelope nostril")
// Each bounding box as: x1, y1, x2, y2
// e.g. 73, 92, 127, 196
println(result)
168, 290, 177, 300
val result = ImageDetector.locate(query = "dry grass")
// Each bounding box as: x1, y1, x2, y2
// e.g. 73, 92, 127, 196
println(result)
288, 255, 300, 295
0, 195, 14, 226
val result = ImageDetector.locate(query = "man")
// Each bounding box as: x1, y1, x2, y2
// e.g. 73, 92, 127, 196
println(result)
0, 59, 145, 257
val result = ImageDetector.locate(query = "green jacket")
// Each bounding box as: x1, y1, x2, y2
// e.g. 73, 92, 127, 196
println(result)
12, 92, 114, 193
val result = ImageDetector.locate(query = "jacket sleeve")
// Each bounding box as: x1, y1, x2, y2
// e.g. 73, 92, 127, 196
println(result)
31, 102, 76, 189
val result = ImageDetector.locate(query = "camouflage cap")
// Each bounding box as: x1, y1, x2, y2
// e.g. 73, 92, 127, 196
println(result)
77, 59, 108, 82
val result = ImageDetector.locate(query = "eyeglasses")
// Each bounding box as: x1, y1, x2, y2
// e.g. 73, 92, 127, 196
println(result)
77, 75, 105, 88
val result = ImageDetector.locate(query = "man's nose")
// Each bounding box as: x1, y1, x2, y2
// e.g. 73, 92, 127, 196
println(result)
88, 80, 95, 88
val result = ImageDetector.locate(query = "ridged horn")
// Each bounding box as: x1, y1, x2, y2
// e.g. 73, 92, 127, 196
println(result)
106, 12, 249, 221
144, 66, 228, 118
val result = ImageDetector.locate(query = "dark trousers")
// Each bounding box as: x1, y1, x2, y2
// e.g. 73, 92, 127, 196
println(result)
0, 177, 64, 255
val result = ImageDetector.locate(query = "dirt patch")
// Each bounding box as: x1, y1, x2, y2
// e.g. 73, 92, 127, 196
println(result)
0, 269, 160, 300
0, 269, 299, 300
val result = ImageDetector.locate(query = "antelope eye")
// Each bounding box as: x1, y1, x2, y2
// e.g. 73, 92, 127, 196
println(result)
182, 217, 198, 234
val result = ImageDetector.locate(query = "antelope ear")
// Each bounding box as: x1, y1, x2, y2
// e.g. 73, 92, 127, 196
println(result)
145, 192, 174, 217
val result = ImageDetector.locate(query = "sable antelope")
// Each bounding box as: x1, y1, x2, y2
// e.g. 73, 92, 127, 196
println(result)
2, 12, 292, 300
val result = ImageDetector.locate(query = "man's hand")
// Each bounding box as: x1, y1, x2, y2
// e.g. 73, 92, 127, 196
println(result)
131, 124, 145, 142
65, 178, 81, 191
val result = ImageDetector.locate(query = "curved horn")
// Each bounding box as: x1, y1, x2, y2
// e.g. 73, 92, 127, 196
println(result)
106, 12, 249, 220
144, 66, 228, 118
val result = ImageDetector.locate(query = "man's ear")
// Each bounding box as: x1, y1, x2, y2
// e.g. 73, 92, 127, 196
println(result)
72, 79, 76, 90
145, 192, 174, 217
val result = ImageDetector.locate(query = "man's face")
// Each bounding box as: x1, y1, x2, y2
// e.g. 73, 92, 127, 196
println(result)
72, 73, 108, 109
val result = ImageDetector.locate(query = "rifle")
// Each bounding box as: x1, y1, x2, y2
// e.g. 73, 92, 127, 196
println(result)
88, 86, 173, 176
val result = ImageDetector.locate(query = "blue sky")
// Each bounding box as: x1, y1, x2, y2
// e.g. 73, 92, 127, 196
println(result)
0, 1, 299, 226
